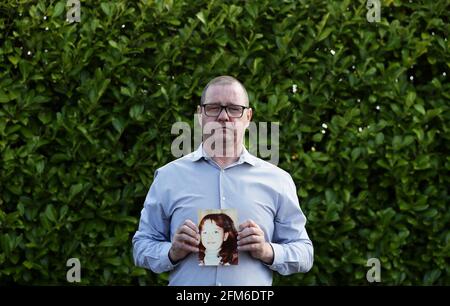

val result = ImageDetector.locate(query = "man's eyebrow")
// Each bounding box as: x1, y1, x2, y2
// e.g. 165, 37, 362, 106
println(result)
205, 102, 243, 105
205, 101, 228, 104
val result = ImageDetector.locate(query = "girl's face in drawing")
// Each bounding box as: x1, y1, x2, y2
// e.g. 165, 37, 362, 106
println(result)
201, 219, 228, 251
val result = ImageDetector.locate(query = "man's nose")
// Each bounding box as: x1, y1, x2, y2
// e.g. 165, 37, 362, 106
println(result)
217, 107, 230, 121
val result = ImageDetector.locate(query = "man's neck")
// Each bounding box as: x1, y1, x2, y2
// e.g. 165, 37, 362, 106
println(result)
204, 143, 243, 169
213, 155, 239, 169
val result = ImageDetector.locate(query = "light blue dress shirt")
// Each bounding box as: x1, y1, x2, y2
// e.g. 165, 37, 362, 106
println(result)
132, 144, 313, 286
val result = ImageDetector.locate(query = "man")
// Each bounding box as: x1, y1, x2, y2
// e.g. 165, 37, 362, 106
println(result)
132, 76, 313, 285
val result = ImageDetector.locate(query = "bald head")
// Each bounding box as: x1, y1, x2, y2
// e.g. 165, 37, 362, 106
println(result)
201, 76, 249, 106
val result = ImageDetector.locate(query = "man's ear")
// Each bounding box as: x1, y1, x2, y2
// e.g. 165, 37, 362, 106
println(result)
223, 232, 229, 242
196, 105, 202, 127
244, 108, 253, 129
247, 107, 253, 122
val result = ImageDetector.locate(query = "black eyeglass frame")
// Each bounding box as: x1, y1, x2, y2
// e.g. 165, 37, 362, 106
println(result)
200, 104, 250, 118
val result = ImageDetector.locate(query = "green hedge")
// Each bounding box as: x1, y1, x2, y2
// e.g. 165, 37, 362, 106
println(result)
0, 0, 449, 285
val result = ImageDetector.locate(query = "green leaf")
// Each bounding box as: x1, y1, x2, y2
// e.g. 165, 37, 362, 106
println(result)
312, 133, 323, 142
108, 40, 119, 49
343, 189, 351, 203
414, 155, 431, 170
414, 104, 426, 115
8, 56, 20, 66
69, 183, 83, 199
412, 128, 424, 142
403, 135, 415, 146
130, 104, 144, 120
60, 205, 69, 219
196, 11, 206, 25
19, 61, 31, 80
0, 234, 11, 254
423, 269, 441, 285
35, 160, 45, 174
112, 117, 125, 133
366, 67, 377, 76
405, 91, 416, 107
120, 86, 132, 96
101, 3, 112, 16
105, 257, 121, 266
375, 132, 384, 145
23, 260, 34, 269
392, 135, 402, 149
99, 238, 116, 247
325, 189, 336, 202
316, 13, 330, 39
38, 112, 52, 124
338, 219, 356, 232
0, 91, 10, 103
45, 205, 57, 222
351, 148, 362, 161
317, 28, 332, 42
53, 1, 66, 17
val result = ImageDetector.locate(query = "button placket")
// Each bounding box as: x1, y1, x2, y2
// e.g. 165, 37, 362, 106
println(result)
219, 168, 225, 208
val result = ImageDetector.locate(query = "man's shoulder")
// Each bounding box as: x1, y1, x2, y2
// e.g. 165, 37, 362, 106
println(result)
251, 155, 293, 182
155, 151, 198, 175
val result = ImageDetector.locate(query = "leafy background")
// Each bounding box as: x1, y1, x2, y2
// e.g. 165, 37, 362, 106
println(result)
0, 0, 449, 285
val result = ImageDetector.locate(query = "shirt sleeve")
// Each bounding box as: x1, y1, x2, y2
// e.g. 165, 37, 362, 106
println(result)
132, 170, 178, 273
267, 174, 314, 275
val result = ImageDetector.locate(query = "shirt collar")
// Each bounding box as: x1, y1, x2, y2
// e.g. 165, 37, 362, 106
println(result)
190, 143, 257, 167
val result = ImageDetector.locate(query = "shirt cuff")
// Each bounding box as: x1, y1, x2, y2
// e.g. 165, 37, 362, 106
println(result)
161, 242, 179, 271
265, 242, 285, 270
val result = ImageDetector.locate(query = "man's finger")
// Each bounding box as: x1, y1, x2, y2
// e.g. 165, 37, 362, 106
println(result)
178, 242, 199, 253
184, 244, 199, 253
239, 219, 258, 231
177, 233, 200, 246
237, 243, 259, 252
184, 219, 200, 232
238, 227, 262, 239
180, 224, 199, 239
237, 235, 262, 246
183, 219, 199, 233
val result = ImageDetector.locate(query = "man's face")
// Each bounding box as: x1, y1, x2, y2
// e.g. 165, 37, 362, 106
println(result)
199, 83, 252, 156
201, 220, 227, 251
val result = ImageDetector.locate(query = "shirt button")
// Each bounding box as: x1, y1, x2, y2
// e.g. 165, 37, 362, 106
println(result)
222, 197, 225, 201
217, 282, 222, 286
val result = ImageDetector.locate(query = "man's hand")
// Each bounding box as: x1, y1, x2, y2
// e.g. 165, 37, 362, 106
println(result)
169, 219, 200, 264
238, 219, 274, 265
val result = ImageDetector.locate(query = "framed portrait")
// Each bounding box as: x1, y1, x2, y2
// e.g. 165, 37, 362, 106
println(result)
198, 209, 238, 266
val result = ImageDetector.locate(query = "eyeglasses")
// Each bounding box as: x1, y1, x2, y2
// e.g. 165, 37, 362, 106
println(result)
201, 104, 249, 118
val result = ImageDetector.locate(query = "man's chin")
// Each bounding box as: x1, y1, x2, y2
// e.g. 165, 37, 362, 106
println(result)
203, 134, 240, 157
211, 134, 234, 145
220, 128, 234, 136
